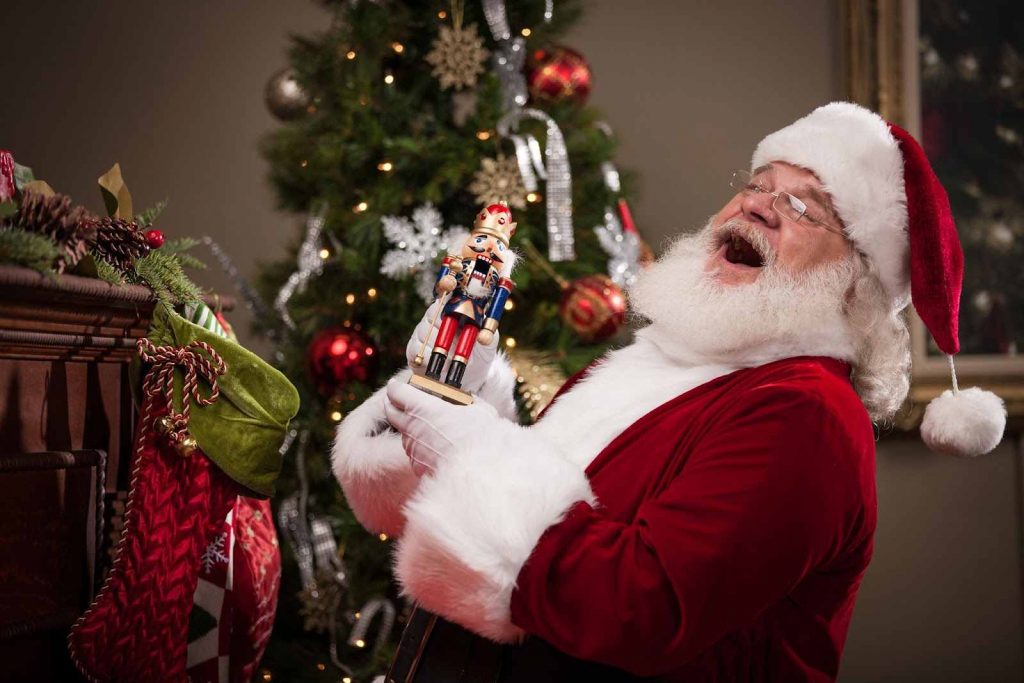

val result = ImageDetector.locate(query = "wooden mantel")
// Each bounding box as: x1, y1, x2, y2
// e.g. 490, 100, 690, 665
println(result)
0, 264, 232, 681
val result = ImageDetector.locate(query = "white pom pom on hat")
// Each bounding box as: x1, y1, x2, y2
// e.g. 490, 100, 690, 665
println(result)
753, 103, 1006, 456
922, 384, 1006, 457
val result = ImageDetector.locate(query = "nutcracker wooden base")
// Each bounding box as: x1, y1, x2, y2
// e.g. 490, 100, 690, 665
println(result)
409, 374, 474, 406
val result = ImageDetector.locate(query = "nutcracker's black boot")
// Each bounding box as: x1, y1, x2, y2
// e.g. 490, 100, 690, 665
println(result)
444, 360, 467, 389
425, 351, 447, 380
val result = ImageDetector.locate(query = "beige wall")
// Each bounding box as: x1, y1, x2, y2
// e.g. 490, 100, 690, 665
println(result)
1, 1, 331, 351
569, 0, 840, 250
847, 436, 1023, 680
3, 1, 1021, 680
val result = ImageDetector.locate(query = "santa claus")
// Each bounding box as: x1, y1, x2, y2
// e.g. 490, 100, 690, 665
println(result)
333, 103, 1006, 681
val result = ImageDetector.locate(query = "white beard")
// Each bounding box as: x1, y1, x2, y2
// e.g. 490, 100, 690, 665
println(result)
465, 275, 491, 298
530, 220, 861, 469
531, 221, 860, 468
627, 218, 858, 368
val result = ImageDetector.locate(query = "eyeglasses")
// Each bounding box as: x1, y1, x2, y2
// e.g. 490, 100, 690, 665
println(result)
729, 170, 844, 236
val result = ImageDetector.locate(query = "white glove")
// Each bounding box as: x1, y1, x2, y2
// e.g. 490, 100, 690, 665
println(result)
384, 379, 504, 476
406, 299, 498, 395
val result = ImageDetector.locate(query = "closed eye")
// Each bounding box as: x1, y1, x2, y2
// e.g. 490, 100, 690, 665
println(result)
795, 199, 831, 226
804, 212, 833, 228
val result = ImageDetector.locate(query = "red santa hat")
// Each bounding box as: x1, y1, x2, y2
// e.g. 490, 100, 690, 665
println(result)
751, 102, 1005, 457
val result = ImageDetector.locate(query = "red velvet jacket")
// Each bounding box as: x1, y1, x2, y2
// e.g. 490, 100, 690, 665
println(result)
509, 356, 877, 681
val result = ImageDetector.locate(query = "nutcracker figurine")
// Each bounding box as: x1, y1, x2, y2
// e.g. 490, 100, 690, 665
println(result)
409, 203, 517, 405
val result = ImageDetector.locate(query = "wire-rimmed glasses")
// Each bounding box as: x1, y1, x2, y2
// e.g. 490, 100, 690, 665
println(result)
730, 170, 844, 236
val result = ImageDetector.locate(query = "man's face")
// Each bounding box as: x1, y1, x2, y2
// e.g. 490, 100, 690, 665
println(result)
706, 161, 852, 285
460, 231, 508, 267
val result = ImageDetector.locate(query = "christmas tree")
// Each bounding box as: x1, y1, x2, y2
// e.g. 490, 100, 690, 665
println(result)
256, 2, 644, 680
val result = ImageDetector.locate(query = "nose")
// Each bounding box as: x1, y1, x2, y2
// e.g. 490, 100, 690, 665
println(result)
740, 191, 781, 229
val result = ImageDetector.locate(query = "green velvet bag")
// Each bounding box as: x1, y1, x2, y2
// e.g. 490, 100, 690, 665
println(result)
132, 303, 300, 498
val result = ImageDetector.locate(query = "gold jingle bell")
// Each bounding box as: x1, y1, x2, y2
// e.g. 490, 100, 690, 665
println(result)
156, 416, 176, 435
176, 435, 199, 458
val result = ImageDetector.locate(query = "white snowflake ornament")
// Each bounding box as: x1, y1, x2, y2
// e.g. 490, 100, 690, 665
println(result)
200, 531, 229, 573
380, 203, 468, 303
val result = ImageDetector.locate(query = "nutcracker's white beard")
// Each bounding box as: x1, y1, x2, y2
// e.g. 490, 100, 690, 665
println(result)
465, 277, 491, 299
628, 217, 859, 368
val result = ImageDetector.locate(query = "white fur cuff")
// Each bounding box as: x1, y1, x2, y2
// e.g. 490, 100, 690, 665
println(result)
395, 426, 594, 642
332, 370, 421, 537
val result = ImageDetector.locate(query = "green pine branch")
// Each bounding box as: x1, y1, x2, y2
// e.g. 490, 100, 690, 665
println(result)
136, 199, 168, 227
92, 253, 126, 285
132, 249, 204, 306
163, 236, 201, 254
0, 227, 62, 273
163, 237, 208, 270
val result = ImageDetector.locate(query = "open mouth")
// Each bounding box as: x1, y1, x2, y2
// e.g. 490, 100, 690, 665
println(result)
721, 232, 764, 268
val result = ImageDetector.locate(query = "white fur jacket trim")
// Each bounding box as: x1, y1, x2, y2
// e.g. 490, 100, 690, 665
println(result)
395, 422, 596, 642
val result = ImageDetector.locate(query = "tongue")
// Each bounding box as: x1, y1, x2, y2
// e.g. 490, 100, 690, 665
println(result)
726, 238, 761, 267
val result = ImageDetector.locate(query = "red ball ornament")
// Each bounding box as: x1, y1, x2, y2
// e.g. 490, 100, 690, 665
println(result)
527, 46, 592, 105
0, 150, 17, 201
559, 274, 626, 343
145, 228, 165, 249
307, 326, 379, 396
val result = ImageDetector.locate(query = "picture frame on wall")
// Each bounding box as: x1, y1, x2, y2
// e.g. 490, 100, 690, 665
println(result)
842, 0, 1024, 425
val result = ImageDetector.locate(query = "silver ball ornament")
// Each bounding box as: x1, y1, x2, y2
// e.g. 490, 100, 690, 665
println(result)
265, 67, 311, 121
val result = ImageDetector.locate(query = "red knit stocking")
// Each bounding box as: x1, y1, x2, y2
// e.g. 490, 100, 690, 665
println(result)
68, 396, 238, 682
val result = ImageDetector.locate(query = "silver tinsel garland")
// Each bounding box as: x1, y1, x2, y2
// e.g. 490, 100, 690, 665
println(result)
276, 430, 396, 675
274, 208, 327, 330
498, 108, 575, 260
483, 0, 576, 262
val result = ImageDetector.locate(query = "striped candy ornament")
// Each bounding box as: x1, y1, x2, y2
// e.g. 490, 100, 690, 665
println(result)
183, 302, 229, 339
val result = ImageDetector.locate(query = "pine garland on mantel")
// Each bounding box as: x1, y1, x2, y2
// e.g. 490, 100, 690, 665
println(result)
0, 150, 205, 307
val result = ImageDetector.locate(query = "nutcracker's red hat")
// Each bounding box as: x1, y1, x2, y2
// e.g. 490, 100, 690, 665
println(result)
751, 102, 1005, 456
473, 202, 517, 246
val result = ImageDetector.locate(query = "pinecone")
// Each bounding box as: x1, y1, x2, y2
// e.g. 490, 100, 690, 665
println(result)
85, 216, 150, 274
12, 191, 92, 273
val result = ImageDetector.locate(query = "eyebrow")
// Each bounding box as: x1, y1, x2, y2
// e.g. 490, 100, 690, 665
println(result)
792, 184, 836, 216
752, 163, 836, 215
